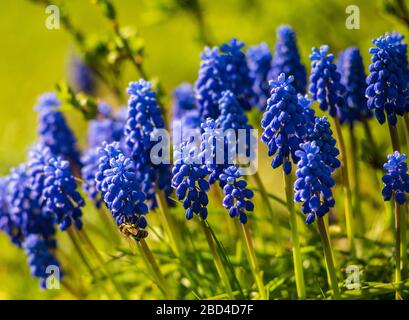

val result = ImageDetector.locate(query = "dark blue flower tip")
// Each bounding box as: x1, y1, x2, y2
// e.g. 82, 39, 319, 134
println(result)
172, 83, 197, 120
70, 56, 96, 95
87, 116, 125, 149
294, 141, 336, 223
262, 73, 312, 173
366, 32, 409, 125
269, 25, 307, 95
309, 116, 341, 172
35, 93, 81, 167
172, 138, 210, 221
96, 142, 149, 229
382, 151, 409, 204
81, 147, 103, 208
337, 47, 372, 125
247, 42, 273, 110
195, 38, 255, 120
23, 234, 62, 288
43, 157, 85, 231
308, 45, 347, 122
125, 79, 173, 210
219, 165, 253, 224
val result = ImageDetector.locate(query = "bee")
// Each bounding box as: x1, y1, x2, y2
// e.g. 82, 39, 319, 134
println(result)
119, 223, 148, 241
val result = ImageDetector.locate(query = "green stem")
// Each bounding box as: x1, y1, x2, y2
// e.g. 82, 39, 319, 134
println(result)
317, 217, 341, 299
252, 172, 282, 245
333, 118, 356, 257
387, 120, 401, 152
138, 239, 173, 299
394, 202, 402, 300
77, 229, 128, 299
349, 126, 364, 234
238, 221, 267, 299
67, 228, 94, 275
402, 204, 408, 277
200, 220, 235, 299
284, 172, 306, 299
156, 190, 183, 257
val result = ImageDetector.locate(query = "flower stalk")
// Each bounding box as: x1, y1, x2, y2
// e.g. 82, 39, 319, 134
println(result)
317, 216, 340, 299
284, 172, 306, 299
200, 220, 235, 299
333, 118, 356, 256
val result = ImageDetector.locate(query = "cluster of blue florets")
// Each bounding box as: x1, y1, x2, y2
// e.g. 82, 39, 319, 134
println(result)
337, 47, 372, 125
0, 136, 83, 287
96, 142, 148, 227
125, 79, 173, 209
172, 138, 210, 220
35, 93, 82, 167
366, 33, 409, 125
294, 142, 336, 224
247, 42, 273, 110
382, 151, 409, 204
309, 45, 347, 121
220, 165, 254, 224
261, 73, 310, 174
195, 39, 255, 120
270, 25, 307, 95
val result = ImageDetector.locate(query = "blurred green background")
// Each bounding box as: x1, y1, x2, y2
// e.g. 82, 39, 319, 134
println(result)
0, 0, 406, 299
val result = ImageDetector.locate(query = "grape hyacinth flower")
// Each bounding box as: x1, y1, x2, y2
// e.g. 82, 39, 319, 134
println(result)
269, 25, 307, 95
220, 165, 254, 224
125, 79, 173, 209
217, 90, 253, 131
195, 47, 227, 120
216, 91, 256, 175
261, 73, 309, 174
23, 234, 62, 289
70, 56, 95, 95
309, 117, 341, 172
6, 163, 56, 247
0, 177, 23, 246
294, 141, 336, 224
247, 42, 273, 110
87, 117, 124, 149
43, 157, 85, 231
337, 47, 371, 124
294, 141, 340, 298
172, 83, 197, 119
366, 33, 408, 126
35, 93, 81, 167
309, 45, 346, 120
309, 45, 355, 255
81, 147, 103, 208
172, 138, 210, 220
195, 39, 255, 120
382, 151, 409, 204
382, 150, 409, 299
96, 142, 148, 227
219, 39, 255, 111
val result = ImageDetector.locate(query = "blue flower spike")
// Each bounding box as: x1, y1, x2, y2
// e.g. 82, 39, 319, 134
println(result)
366, 32, 409, 125
270, 25, 307, 95
247, 42, 273, 110
172, 137, 210, 221
294, 141, 337, 224
96, 142, 148, 229
219, 165, 254, 224
309, 45, 346, 120
35, 93, 81, 167
261, 73, 310, 174
382, 151, 409, 204
43, 157, 85, 231
337, 47, 371, 125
